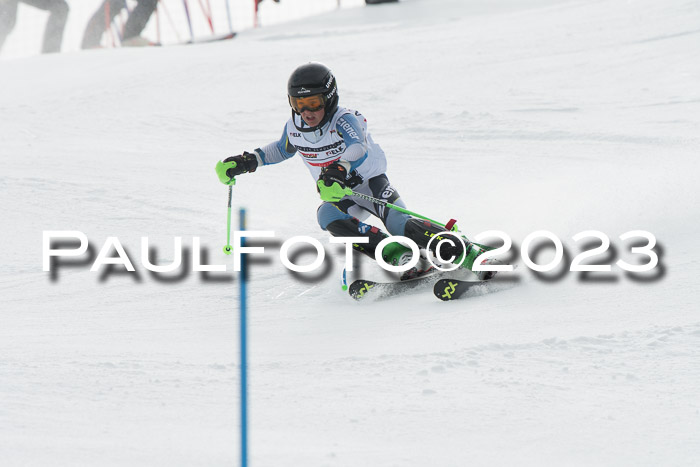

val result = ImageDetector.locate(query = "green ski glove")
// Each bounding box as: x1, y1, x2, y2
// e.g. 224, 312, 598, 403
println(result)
317, 161, 351, 202
215, 160, 238, 185
317, 180, 352, 202
215, 152, 259, 185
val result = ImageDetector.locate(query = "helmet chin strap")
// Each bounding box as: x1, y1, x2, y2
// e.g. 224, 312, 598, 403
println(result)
291, 107, 337, 134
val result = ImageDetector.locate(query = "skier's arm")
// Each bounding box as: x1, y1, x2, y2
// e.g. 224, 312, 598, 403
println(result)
215, 125, 297, 184
335, 113, 368, 171
255, 126, 297, 165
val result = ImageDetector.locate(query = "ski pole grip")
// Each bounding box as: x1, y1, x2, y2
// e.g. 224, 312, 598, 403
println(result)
215, 160, 237, 185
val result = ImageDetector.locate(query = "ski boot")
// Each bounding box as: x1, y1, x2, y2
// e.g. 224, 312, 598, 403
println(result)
381, 243, 436, 281
403, 218, 494, 280
399, 252, 436, 281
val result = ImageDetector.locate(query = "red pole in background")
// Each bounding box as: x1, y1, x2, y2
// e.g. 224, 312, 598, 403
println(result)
197, 0, 215, 33
158, 0, 183, 43
254, 0, 260, 28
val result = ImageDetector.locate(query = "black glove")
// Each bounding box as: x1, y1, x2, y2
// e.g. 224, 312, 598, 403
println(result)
319, 162, 348, 188
224, 151, 259, 178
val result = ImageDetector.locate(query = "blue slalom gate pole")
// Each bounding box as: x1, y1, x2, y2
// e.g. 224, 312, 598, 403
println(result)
181, 0, 195, 42
239, 208, 248, 467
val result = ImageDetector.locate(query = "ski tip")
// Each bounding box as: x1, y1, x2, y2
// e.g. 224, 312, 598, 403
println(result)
433, 278, 493, 301
433, 278, 472, 301
348, 280, 376, 301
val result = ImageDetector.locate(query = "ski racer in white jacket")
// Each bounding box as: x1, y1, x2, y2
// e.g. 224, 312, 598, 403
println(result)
215, 62, 482, 277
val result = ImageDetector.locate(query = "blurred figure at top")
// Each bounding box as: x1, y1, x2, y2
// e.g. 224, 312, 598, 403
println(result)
82, 0, 158, 49
0, 0, 69, 54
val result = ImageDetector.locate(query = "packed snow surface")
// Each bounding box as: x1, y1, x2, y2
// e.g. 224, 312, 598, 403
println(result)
1, 0, 699, 465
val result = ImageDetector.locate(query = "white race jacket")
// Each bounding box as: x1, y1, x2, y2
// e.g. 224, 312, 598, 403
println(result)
255, 106, 387, 184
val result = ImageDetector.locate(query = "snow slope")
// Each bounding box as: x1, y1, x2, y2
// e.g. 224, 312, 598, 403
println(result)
1, 0, 699, 465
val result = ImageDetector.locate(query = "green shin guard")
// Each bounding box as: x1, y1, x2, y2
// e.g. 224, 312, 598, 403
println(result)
381, 241, 412, 266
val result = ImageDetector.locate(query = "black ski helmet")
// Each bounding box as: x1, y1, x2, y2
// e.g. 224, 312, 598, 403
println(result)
287, 62, 339, 131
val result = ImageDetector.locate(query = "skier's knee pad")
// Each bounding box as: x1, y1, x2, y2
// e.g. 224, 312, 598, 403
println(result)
325, 217, 389, 258
325, 217, 385, 240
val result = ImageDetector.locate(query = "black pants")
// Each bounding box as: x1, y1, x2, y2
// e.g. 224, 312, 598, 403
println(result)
82, 0, 158, 49
0, 0, 68, 54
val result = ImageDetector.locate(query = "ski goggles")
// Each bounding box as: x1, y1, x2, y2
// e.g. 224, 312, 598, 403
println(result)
289, 94, 325, 113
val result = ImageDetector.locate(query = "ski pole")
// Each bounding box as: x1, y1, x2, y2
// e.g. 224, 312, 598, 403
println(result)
345, 188, 494, 252
345, 188, 456, 231
224, 184, 234, 255
215, 160, 238, 254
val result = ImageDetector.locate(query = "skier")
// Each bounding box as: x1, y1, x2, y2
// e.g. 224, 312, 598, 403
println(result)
0, 0, 69, 54
215, 62, 483, 279
82, 0, 158, 49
